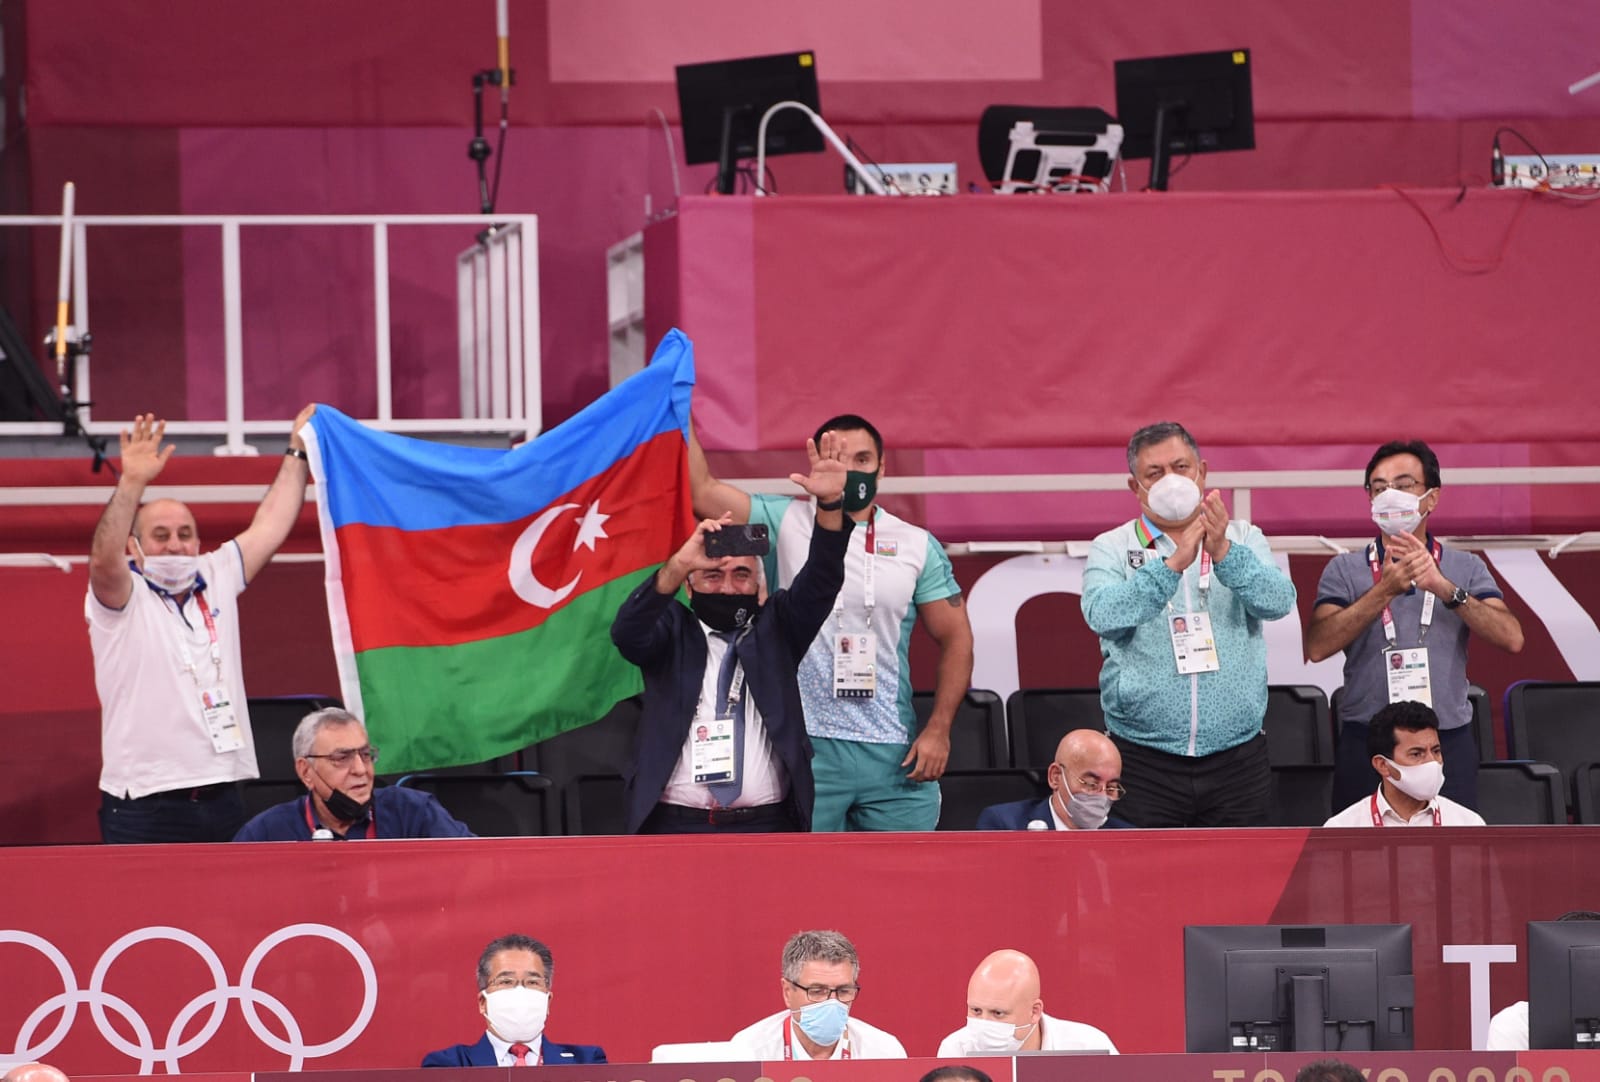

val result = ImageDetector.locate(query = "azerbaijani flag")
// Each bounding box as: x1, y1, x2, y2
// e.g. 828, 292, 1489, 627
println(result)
302, 329, 697, 772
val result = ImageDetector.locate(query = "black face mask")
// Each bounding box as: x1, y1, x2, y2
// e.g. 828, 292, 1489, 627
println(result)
322, 786, 371, 823
843, 470, 878, 513
690, 591, 758, 633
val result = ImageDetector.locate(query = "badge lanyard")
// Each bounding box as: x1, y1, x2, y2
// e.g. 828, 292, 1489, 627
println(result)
833, 508, 876, 624
1368, 539, 1442, 646
169, 586, 223, 688
1370, 792, 1440, 827
302, 795, 378, 839
783, 1014, 850, 1060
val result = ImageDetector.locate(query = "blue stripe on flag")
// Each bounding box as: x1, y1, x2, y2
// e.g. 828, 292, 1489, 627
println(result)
311, 329, 695, 531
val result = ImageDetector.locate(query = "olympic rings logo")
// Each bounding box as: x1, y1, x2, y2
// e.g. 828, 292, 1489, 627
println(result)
1, 924, 377, 1074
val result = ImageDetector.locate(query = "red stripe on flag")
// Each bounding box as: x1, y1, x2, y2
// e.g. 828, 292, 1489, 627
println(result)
335, 431, 692, 652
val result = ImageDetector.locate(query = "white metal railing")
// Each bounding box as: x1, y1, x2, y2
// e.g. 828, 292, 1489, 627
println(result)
456, 221, 539, 427
4, 467, 1600, 558
0, 214, 541, 453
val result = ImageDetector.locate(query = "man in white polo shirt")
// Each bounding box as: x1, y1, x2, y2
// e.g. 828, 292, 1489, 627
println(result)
938, 949, 1118, 1056
1323, 702, 1485, 827
87, 407, 314, 843
729, 929, 906, 1060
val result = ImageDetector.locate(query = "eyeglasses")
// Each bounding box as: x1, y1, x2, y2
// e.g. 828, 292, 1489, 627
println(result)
1053, 762, 1125, 800
786, 978, 860, 1003
487, 974, 549, 992
304, 745, 379, 768
1367, 476, 1425, 496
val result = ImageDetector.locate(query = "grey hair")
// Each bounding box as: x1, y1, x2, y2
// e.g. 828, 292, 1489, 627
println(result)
290, 707, 363, 760
781, 929, 860, 982
1126, 422, 1200, 476
477, 934, 554, 990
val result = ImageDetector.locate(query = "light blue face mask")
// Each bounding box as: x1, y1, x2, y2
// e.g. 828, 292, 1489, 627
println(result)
794, 997, 849, 1046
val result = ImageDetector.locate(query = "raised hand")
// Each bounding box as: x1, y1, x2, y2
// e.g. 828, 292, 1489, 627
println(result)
119, 414, 175, 486
290, 403, 316, 451
671, 513, 737, 574
789, 430, 848, 505
1199, 490, 1231, 562
1167, 517, 1206, 573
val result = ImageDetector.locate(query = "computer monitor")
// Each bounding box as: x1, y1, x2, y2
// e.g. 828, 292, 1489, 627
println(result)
1184, 924, 1415, 1053
1528, 919, 1600, 1048
1113, 48, 1255, 191
675, 51, 824, 195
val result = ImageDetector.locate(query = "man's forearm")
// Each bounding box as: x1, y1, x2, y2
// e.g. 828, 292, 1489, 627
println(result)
927, 620, 975, 733
91, 478, 146, 568
1305, 588, 1393, 661
1452, 595, 1524, 653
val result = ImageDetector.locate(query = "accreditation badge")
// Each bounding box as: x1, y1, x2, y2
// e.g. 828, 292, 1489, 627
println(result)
1169, 612, 1221, 675
691, 715, 738, 784
199, 686, 244, 753
1385, 647, 1433, 707
833, 632, 877, 699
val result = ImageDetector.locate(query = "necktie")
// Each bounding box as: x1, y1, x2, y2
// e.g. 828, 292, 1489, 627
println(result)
509, 1043, 532, 1066
706, 629, 747, 807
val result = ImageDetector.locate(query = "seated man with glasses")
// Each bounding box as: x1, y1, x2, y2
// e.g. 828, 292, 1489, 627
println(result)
729, 929, 906, 1060
421, 933, 605, 1066
233, 707, 473, 840
976, 729, 1134, 830
1305, 440, 1523, 814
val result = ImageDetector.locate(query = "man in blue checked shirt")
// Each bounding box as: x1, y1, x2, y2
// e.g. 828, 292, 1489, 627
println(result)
1081, 422, 1297, 827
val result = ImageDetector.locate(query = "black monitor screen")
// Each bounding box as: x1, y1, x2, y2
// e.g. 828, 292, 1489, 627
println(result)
1528, 920, 1600, 1048
1113, 48, 1254, 190
1185, 924, 1414, 1053
674, 51, 824, 167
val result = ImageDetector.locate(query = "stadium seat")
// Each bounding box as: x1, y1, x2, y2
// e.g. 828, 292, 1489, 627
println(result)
525, 696, 641, 794
1330, 684, 1496, 763
1504, 680, 1600, 809
914, 689, 1007, 769
1270, 764, 1335, 826
563, 773, 628, 836
395, 772, 555, 836
937, 769, 1048, 831
246, 695, 343, 781
1006, 688, 1104, 769
1476, 761, 1565, 824
1264, 685, 1333, 767
237, 779, 306, 820
1573, 762, 1600, 825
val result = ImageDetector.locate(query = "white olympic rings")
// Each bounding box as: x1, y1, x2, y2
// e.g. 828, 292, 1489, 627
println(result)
1, 923, 377, 1074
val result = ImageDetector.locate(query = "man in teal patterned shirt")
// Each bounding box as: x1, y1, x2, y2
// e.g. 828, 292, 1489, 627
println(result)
1081, 422, 1296, 827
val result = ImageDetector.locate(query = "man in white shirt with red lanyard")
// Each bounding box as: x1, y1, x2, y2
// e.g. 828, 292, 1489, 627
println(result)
729, 929, 907, 1060
937, 949, 1118, 1057
1323, 701, 1485, 826
87, 408, 314, 843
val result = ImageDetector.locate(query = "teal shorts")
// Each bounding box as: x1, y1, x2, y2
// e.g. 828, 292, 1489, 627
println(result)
810, 737, 941, 832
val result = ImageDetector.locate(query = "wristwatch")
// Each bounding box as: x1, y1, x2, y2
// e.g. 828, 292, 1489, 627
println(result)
1444, 585, 1469, 610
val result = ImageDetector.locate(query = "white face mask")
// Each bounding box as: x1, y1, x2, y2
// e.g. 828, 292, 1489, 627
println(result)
483, 986, 549, 1044
961, 1015, 1036, 1054
1370, 487, 1431, 536
1383, 757, 1445, 802
140, 554, 200, 593
1062, 787, 1112, 830
1143, 472, 1202, 522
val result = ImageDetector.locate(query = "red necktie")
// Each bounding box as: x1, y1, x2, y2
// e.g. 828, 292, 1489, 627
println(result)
509, 1043, 531, 1066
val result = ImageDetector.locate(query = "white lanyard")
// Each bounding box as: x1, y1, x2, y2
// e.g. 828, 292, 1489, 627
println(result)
164, 585, 222, 687
1368, 540, 1439, 646
833, 509, 877, 621
721, 659, 747, 720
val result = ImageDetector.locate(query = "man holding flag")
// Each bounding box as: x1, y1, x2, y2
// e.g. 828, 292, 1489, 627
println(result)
613, 433, 853, 833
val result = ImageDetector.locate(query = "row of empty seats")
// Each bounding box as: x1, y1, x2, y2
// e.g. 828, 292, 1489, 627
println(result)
239, 681, 1600, 835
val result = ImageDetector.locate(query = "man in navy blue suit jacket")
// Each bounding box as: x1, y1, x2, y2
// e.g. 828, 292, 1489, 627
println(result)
977, 729, 1136, 830
611, 434, 852, 834
420, 934, 605, 1067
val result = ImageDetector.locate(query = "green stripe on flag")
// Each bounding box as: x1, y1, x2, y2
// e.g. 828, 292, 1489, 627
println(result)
354, 568, 657, 772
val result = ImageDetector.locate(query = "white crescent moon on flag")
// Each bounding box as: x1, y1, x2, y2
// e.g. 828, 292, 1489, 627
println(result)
508, 503, 582, 608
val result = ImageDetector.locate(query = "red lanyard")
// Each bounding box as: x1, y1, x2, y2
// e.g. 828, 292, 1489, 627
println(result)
783, 1015, 850, 1060
303, 796, 377, 839
1370, 792, 1440, 827
1368, 538, 1442, 645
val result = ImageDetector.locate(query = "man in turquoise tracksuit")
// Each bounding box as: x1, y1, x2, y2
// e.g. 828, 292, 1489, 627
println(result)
1081, 421, 1297, 827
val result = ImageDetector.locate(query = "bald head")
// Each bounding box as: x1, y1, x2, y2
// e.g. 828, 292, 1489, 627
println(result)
129, 498, 199, 558
3, 1063, 71, 1082
1051, 729, 1121, 791
965, 949, 1043, 1044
